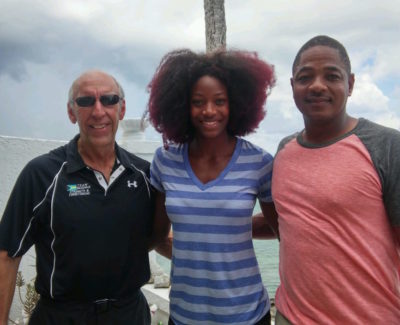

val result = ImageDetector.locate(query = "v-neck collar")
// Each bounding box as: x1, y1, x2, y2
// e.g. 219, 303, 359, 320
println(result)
183, 137, 242, 190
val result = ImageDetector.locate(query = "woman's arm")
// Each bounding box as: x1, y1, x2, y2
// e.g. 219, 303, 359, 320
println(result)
252, 201, 279, 240
148, 191, 172, 259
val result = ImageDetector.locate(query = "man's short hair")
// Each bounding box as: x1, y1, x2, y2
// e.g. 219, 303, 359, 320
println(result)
292, 35, 351, 76
67, 71, 125, 106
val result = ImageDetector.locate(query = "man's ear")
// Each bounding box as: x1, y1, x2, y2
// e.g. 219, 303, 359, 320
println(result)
348, 73, 355, 96
67, 104, 77, 124
119, 99, 126, 120
290, 77, 294, 90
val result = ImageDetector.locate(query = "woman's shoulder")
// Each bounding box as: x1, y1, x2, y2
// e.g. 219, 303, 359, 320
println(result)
154, 143, 186, 165
239, 138, 273, 160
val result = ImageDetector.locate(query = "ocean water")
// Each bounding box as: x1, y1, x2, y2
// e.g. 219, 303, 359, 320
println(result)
253, 201, 280, 297
254, 239, 280, 297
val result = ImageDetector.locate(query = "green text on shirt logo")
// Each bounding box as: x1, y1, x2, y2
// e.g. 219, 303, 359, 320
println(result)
67, 183, 91, 197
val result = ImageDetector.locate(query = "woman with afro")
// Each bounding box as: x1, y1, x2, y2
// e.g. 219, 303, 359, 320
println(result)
145, 49, 278, 325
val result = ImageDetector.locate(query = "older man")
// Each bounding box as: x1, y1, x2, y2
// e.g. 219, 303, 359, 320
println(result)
0, 70, 154, 324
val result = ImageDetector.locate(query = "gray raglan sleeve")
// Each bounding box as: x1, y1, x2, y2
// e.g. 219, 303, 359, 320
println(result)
275, 133, 298, 156
357, 120, 400, 226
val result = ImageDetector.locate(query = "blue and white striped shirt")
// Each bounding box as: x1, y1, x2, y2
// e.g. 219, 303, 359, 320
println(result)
150, 138, 273, 325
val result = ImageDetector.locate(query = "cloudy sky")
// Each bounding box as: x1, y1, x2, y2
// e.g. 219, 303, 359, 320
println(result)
1, 0, 399, 153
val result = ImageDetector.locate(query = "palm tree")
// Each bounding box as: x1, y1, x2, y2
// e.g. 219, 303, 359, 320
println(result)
204, 0, 226, 52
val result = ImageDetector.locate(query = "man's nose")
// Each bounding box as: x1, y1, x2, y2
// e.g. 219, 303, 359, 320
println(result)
91, 99, 106, 117
309, 76, 327, 92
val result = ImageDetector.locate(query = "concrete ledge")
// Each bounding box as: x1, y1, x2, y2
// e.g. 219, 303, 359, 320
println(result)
142, 284, 170, 324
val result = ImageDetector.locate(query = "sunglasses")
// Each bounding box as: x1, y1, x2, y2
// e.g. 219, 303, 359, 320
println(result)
74, 95, 121, 107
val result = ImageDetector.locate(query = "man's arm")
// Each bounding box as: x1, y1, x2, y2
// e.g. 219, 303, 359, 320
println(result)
154, 229, 173, 260
252, 201, 279, 240
148, 191, 172, 259
0, 250, 21, 324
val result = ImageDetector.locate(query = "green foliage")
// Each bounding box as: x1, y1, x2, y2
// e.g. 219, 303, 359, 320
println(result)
23, 282, 40, 318
9, 272, 39, 325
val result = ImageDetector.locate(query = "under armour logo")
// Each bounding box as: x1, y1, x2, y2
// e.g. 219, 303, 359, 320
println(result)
127, 180, 138, 188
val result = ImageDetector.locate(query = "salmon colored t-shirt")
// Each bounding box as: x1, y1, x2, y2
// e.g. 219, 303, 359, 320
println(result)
272, 119, 400, 324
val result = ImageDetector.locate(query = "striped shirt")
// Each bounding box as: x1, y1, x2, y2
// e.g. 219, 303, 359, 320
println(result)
150, 138, 273, 325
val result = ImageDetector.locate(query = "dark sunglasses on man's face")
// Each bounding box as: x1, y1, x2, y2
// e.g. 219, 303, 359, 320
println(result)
74, 94, 121, 108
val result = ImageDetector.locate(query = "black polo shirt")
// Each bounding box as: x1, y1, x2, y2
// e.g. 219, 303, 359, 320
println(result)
0, 135, 154, 302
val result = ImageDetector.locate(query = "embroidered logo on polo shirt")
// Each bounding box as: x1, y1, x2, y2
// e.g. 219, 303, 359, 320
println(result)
67, 183, 91, 197
127, 180, 138, 188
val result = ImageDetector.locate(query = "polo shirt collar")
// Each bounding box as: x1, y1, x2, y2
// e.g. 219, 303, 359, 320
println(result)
65, 134, 131, 173
115, 142, 137, 170
65, 134, 86, 173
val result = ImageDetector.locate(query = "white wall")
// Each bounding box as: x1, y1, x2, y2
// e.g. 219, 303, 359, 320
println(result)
0, 136, 67, 216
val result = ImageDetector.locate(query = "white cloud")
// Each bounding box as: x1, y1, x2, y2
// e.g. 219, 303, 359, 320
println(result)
47, 1, 106, 22
0, 0, 399, 143
348, 73, 400, 129
351, 73, 389, 112
375, 114, 400, 130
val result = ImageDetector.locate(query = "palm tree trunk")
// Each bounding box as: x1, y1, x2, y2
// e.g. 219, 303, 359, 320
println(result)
204, 0, 226, 52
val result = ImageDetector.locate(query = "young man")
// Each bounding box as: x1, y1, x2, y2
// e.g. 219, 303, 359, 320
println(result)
0, 70, 154, 324
272, 35, 400, 324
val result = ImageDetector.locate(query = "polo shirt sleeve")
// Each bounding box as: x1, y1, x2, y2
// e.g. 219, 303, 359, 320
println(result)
150, 147, 165, 193
141, 162, 155, 238
0, 160, 39, 257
